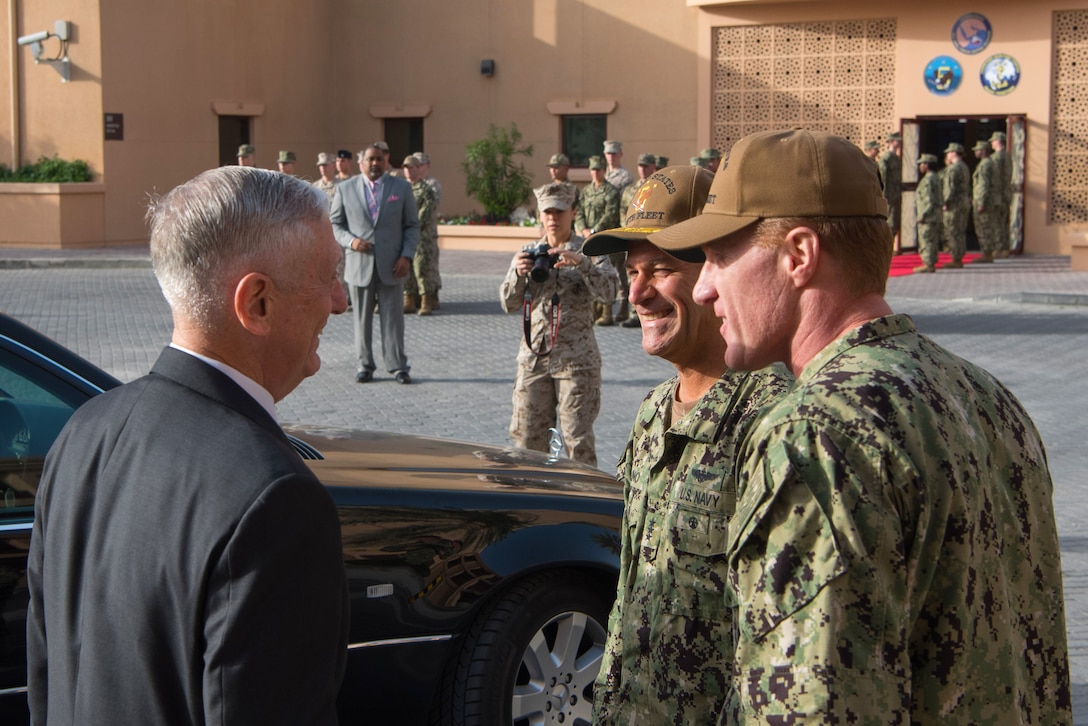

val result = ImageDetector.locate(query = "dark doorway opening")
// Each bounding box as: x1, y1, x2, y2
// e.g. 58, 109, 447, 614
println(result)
914, 116, 1011, 251
218, 116, 251, 167
384, 118, 425, 166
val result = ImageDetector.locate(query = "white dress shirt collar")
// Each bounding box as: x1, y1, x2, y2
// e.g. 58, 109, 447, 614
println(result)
169, 343, 278, 422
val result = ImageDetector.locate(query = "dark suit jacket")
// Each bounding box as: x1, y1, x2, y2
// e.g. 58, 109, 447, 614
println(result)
329, 172, 420, 287
27, 347, 349, 726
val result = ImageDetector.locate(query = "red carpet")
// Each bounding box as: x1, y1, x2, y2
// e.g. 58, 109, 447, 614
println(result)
889, 252, 981, 277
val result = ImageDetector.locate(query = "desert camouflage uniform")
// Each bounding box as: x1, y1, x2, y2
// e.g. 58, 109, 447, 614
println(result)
405, 179, 440, 296
877, 150, 902, 234
605, 166, 634, 195
972, 154, 999, 254
722, 314, 1071, 725
575, 181, 622, 235
499, 236, 618, 466
940, 159, 970, 261
312, 177, 339, 200
991, 147, 1011, 252
593, 368, 793, 726
915, 167, 942, 267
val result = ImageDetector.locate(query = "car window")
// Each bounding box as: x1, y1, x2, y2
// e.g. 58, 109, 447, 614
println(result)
0, 347, 83, 514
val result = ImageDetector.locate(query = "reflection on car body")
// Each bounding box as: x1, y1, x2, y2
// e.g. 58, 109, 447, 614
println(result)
0, 313, 624, 725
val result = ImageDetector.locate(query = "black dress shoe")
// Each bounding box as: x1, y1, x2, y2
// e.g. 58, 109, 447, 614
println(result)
355, 370, 373, 383
394, 370, 411, 385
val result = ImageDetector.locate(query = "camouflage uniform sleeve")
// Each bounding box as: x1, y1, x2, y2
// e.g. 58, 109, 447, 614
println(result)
499, 247, 530, 313
602, 185, 622, 231
574, 189, 590, 232
592, 433, 639, 722
725, 419, 914, 723
413, 181, 437, 229
973, 158, 992, 208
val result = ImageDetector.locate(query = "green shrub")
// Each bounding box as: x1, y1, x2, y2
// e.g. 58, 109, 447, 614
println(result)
0, 156, 93, 183
462, 123, 534, 223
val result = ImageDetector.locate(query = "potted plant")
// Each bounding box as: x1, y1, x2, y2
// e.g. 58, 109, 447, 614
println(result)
461, 123, 534, 224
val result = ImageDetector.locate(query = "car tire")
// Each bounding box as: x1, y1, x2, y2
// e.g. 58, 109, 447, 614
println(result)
435, 569, 611, 726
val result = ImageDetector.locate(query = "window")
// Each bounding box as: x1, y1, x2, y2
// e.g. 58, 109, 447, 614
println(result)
562, 115, 607, 168
0, 347, 86, 512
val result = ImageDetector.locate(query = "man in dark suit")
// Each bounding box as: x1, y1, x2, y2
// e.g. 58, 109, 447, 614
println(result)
26, 167, 350, 725
330, 143, 420, 384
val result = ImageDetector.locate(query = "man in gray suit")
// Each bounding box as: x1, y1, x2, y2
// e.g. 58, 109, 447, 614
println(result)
331, 143, 420, 384
27, 166, 350, 725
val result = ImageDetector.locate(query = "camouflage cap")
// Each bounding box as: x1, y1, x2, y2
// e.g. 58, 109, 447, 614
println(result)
603, 140, 623, 154
699, 147, 723, 160
972, 140, 990, 152
534, 182, 577, 212
690, 156, 708, 167
277, 150, 296, 164
587, 155, 606, 170
886, 131, 903, 141
402, 154, 421, 168
918, 153, 939, 164
990, 131, 1007, 142
412, 151, 430, 164
316, 152, 334, 165
864, 140, 881, 151
547, 153, 571, 167
944, 142, 965, 155
237, 144, 255, 157
336, 149, 353, 159
650, 129, 888, 253
637, 152, 657, 166
583, 165, 714, 263
655, 155, 669, 167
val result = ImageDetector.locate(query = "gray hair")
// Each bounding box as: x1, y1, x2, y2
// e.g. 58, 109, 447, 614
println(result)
147, 166, 327, 330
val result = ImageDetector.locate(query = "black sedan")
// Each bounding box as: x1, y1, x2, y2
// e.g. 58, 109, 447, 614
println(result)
0, 312, 623, 725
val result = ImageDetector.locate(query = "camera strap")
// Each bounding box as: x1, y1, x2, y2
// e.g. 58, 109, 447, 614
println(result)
523, 289, 560, 356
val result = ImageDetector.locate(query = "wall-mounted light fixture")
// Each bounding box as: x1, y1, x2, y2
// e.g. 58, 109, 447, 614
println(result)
17, 20, 71, 82
480, 59, 495, 77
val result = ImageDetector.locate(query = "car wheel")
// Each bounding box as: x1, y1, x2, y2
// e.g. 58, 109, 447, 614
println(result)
436, 569, 611, 726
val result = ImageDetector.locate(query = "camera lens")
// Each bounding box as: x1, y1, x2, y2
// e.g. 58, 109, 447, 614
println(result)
530, 258, 552, 283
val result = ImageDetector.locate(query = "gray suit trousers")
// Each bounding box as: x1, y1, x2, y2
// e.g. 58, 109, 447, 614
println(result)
351, 280, 409, 374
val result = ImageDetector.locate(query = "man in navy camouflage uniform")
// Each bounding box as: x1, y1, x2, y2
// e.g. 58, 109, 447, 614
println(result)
652, 128, 1071, 725
940, 141, 971, 268
912, 153, 943, 273
585, 165, 791, 725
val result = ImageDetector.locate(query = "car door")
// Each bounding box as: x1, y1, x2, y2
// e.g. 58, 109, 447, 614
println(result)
0, 330, 112, 723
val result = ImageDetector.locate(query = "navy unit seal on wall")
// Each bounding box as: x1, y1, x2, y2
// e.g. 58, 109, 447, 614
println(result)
952, 12, 993, 54
980, 53, 1021, 95
924, 55, 963, 95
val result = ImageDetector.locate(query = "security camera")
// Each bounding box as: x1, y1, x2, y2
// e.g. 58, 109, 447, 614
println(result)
17, 30, 51, 47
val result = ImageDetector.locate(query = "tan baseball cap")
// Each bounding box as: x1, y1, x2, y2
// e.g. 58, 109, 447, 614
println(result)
650, 129, 888, 254
534, 182, 577, 212
316, 152, 333, 165
582, 165, 714, 263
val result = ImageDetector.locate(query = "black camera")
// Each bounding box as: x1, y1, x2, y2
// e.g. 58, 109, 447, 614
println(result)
526, 243, 559, 283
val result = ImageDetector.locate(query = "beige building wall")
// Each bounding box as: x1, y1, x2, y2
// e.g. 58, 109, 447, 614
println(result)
693, 0, 1088, 256
8, 0, 1087, 255
1, 0, 700, 247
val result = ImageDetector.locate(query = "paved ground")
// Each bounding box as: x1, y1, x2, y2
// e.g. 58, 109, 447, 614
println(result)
2, 247, 1086, 720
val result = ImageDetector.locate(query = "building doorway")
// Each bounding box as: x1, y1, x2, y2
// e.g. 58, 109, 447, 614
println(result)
384, 118, 424, 166
900, 115, 1025, 253
218, 115, 251, 167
